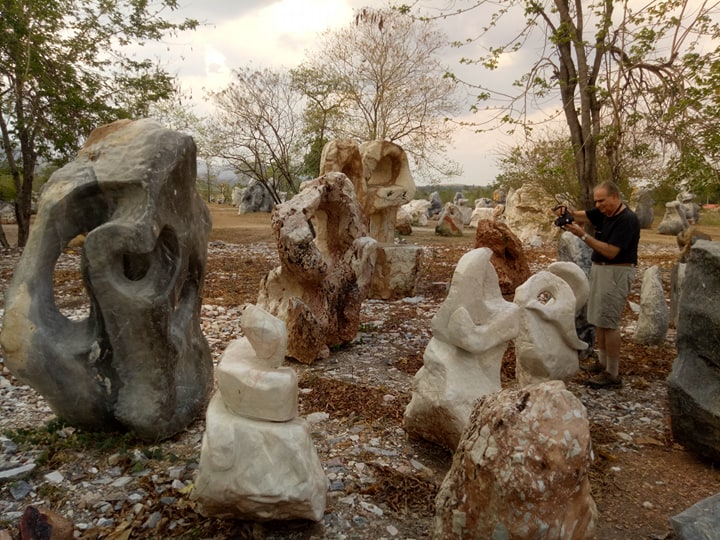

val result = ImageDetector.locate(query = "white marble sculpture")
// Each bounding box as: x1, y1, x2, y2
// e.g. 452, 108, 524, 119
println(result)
514, 271, 587, 387
403, 248, 520, 450
191, 305, 328, 521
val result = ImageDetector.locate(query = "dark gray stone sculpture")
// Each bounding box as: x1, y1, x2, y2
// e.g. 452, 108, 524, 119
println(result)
667, 240, 720, 462
558, 231, 595, 359
0, 118, 213, 441
238, 181, 274, 214
670, 492, 720, 540
427, 191, 442, 218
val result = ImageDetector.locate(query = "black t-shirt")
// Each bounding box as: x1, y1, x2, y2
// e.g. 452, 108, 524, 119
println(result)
586, 206, 640, 264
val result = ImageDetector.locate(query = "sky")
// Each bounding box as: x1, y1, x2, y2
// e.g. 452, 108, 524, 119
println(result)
155, 0, 540, 186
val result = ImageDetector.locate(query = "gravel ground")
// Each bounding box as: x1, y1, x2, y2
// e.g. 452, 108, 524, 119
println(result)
1, 236, 718, 540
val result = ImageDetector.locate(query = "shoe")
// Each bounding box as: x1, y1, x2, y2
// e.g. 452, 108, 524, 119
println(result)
581, 359, 605, 374
585, 371, 622, 389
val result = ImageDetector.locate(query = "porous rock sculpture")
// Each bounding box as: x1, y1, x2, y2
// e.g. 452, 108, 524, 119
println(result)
256, 172, 377, 364
503, 182, 558, 245
404, 248, 520, 450
433, 381, 597, 540
320, 139, 422, 300
668, 240, 720, 462
513, 270, 587, 387
192, 305, 327, 521
0, 118, 213, 441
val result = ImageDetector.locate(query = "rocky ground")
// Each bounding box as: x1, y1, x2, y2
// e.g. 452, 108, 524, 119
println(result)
1, 208, 719, 539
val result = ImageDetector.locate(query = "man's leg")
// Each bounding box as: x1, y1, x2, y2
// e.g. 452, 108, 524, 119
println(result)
595, 328, 607, 367
602, 327, 622, 378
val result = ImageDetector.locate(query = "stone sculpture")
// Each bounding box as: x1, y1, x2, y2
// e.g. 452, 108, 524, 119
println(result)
633, 265, 669, 345
237, 181, 275, 214
492, 188, 507, 205
192, 305, 328, 521
468, 206, 494, 228
668, 240, 720, 462
0, 118, 213, 441
427, 191, 443, 218
404, 248, 520, 450
256, 172, 377, 364
395, 205, 413, 235
658, 200, 689, 235
503, 182, 558, 245
630, 187, 655, 229
474, 220, 531, 295
401, 199, 431, 227
513, 271, 587, 387
678, 191, 700, 224
320, 139, 422, 300
434, 202, 464, 236
677, 226, 713, 263
670, 492, 720, 540
433, 381, 597, 540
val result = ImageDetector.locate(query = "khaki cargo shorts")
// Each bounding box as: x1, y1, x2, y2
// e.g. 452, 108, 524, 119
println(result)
587, 263, 636, 329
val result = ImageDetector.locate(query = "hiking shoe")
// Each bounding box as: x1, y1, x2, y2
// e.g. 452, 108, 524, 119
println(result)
585, 371, 622, 389
581, 359, 605, 374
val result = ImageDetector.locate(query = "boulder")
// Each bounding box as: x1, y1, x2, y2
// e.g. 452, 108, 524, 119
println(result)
630, 187, 655, 229
633, 265, 669, 345
401, 199, 431, 226
474, 220, 530, 295
503, 182, 558, 246
257, 172, 377, 364
435, 202, 464, 237
468, 207, 494, 228
668, 240, 720, 462
404, 248, 520, 450
677, 226, 713, 263
658, 200, 689, 235
395, 205, 413, 235
237, 181, 275, 214
427, 191, 443, 218
0, 118, 213, 441
670, 492, 720, 540
433, 381, 597, 540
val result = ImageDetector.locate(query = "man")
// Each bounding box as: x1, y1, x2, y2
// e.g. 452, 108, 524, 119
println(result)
557, 181, 641, 389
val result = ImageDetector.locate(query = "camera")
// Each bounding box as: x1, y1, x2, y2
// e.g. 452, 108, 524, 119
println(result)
553, 205, 574, 228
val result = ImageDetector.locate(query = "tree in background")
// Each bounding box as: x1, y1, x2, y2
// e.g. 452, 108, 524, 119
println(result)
0, 0, 198, 247
300, 7, 462, 184
209, 67, 303, 204
411, 0, 720, 207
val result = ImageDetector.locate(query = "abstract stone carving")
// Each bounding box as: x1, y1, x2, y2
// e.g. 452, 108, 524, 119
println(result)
321, 139, 422, 299
257, 172, 377, 364
658, 200, 689, 235
0, 118, 213, 441
427, 191, 443, 218
237, 181, 275, 214
630, 187, 654, 229
668, 240, 720, 462
192, 305, 328, 521
401, 199, 431, 226
503, 182, 558, 245
404, 248, 520, 450
433, 381, 597, 540
514, 271, 587, 387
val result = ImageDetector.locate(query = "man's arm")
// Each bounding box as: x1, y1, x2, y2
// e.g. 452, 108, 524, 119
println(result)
562, 220, 621, 259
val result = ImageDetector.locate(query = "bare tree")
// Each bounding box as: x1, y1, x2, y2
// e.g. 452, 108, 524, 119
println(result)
301, 7, 462, 183
209, 67, 304, 203
414, 0, 720, 207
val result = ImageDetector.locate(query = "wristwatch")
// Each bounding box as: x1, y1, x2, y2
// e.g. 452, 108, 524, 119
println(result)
581, 234, 587, 241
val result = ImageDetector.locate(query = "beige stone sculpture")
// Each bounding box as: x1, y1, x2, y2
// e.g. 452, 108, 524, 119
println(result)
404, 248, 520, 450
192, 305, 328, 521
433, 381, 597, 539
513, 271, 587, 387
503, 182, 558, 245
320, 139, 422, 300
257, 172, 377, 364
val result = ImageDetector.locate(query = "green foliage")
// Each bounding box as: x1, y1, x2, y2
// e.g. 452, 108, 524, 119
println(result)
0, 174, 15, 201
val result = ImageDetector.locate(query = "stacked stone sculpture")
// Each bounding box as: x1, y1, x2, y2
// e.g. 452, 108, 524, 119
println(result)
403, 248, 520, 450
257, 172, 377, 364
0, 118, 213, 441
192, 305, 328, 521
433, 381, 597, 539
658, 200, 689, 235
668, 240, 720, 462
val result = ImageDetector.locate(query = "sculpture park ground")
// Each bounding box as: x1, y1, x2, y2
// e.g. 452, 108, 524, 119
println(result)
1, 204, 719, 539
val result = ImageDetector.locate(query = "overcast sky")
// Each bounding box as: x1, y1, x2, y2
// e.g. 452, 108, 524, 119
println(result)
156, 0, 540, 186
